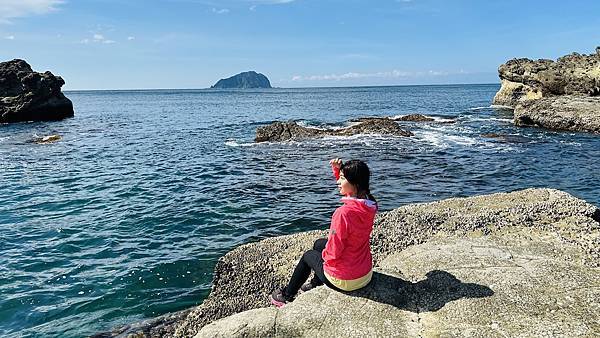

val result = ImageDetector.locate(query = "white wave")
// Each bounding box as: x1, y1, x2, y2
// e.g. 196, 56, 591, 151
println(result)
468, 106, 491, 111
466, 117, 513, 123
0, 136, 9, 143
490, 104, 514, 110
415, 130, 481, 148
431, 116, 456, 123
296, 120, 349, 131
224, 140, 255, 147
559, 140, 582, 147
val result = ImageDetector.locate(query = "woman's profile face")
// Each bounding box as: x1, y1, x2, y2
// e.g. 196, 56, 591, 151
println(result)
337, 172, 357, 197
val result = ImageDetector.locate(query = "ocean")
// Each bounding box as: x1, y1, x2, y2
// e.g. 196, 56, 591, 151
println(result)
1, 84, 598, 337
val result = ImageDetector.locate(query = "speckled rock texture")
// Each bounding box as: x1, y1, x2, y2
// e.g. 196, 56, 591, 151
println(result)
197, 231, 599, 337
113, 188, 599, 337
492, 47, 600, 134
0, 59, 73, 123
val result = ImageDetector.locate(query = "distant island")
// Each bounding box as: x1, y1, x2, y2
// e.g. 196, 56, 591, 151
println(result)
211, 71, 272, 89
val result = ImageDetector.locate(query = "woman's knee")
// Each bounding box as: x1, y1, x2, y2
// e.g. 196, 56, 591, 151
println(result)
313, 238, 327, 251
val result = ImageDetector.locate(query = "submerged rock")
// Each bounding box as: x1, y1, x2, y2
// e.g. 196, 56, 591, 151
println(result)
254, 119, 413, 142
32, 134, 62, 144
211, 71, 272, 89
481, 133, 530, 143
114, 188, 599, 337
0, 59, 74, 123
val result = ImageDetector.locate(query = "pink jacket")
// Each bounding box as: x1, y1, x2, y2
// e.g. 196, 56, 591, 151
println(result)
322, 166, 377, 280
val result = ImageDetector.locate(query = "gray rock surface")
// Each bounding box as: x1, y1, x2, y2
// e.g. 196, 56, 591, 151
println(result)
114, 188, 599, 337
197, 230, 599, 337
514, 95, 600, 133
0, 59, 74, 123
254, 119, 413, 142
211, 71, 272, 89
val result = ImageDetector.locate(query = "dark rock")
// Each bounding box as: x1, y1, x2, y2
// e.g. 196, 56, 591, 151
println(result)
254, 119, 413, 143
394, 114, 435, 122
481, 133, 530, 143
211, 71, 272, 89
0, 59, 74, 123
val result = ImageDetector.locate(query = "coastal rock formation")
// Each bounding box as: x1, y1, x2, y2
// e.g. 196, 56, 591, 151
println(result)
115, 188, 599, 337
493, 48, 600, 108
0, 59, 74, 123
211, 71, 272, 89
492, 47, 600, 134
514, 95, 600, 133
254, 119, 413, 142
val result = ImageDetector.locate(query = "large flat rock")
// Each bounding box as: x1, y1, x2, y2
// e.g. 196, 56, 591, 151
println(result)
196, 229, 599, 337
112, 188, 599, 337
514, 95, 600, 133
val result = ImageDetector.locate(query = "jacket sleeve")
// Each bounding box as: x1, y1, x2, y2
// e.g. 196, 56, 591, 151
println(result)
324, 209, 349, 260
332, 165, 340, 180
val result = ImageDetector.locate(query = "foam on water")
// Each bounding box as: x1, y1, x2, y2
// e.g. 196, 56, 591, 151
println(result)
224, 139, 256, 147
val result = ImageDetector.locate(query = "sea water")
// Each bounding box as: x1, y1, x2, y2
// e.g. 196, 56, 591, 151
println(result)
1, 85, 599, 337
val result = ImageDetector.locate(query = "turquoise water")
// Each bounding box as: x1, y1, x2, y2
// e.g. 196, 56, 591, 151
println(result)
1, 85, 599, 337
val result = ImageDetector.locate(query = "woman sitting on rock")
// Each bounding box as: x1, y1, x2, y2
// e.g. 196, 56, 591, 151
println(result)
271, 158, 378, 307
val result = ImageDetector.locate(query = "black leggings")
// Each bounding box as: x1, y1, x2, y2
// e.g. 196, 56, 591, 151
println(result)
284, 238, 342, 296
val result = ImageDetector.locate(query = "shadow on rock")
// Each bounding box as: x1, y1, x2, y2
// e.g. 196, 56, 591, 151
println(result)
349, 270, 494, 312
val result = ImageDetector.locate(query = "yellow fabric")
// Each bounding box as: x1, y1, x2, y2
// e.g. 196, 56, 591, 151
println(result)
324, 270, 372, 292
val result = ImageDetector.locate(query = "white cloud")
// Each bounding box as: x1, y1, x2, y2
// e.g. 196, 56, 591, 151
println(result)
212, 8, 230, 14
127, 36, 135, 41
80, 33, 116, 44
5, 35, 15, 40
292, 70, 412, 82
0, 0, 64, 23
291, 69, 465, 82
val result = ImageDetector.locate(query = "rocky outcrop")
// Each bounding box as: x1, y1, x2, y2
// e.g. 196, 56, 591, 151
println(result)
514, 95, 600, 133
492, 48, 600, 134
114, 188, 599, 337
198, 231, 599, 337
254, 119, 413, 142
493, 48, 600, 108
0, 59, 74, 123
211, 71, 272, 89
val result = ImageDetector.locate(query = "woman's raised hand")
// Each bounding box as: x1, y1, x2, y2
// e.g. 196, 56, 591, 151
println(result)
329, 158, 343, 169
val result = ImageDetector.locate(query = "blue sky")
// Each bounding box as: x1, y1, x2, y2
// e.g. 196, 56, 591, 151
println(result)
1, 0, 599, 90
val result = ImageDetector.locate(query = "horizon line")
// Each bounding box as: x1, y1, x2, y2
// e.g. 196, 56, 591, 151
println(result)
64, 82, 501, 92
